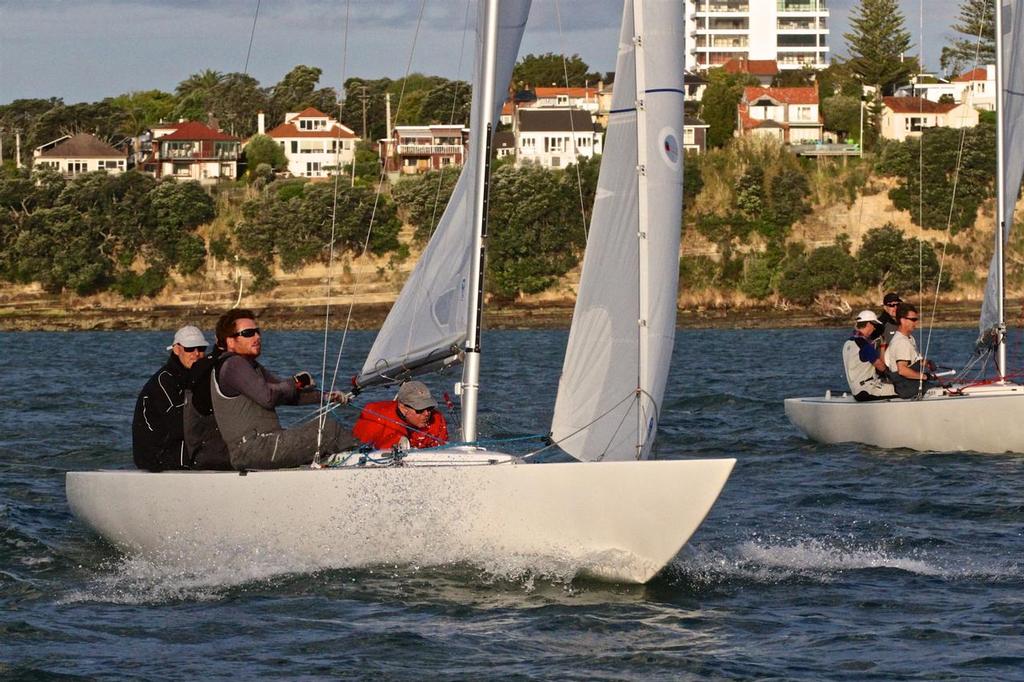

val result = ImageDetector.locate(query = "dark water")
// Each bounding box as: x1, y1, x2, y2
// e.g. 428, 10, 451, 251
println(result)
2, 328, 1022, 680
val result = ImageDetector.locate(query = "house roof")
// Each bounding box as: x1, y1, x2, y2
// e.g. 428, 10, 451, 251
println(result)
518, 108, 594, 132
36, 132, 124, 158
533, 86, 598, 99
953, 67, 989, 82
882, 96, 957, 114
723, 58, 779, 77
684, 115, 709, 128
156, 121, 239, 142
742, 86, 819, 105
289, 107, 331, 119
266, 121, 357, 139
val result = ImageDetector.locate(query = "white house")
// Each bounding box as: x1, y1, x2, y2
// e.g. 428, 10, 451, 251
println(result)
261, 108, 359, 178
515, 108, 603, 169
880, 96, 979, 142
954, 65, 996, 111
33, 133, 127, 176
528, 86, 601, 115
737, 86, 823, 144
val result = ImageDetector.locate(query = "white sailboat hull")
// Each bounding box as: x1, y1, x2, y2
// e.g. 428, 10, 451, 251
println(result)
785, 384, 1024, 453
66, 455, 735, 584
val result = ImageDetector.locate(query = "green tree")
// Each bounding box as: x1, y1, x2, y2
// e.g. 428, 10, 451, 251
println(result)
418, 80, 472, 125
208, 72, 268, 137
778, 242, 857, 304
940, 0, 996, 74
822, 94, 863, 142
149, 180, 215, 267
244, 134, 288, 176
512, 53, 601, 89
174, 70, 224, 121
392, 170, 460, 243
108, 90, 177, 135
878, 120, 995, 232
269, 65, 339, 126
700, 69, 755, 148
855, 223, 946, 292
844, 0, 915, 96
486, 163, 588, 297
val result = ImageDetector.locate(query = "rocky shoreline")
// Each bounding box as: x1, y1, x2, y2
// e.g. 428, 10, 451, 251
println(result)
0, 298, 991, 332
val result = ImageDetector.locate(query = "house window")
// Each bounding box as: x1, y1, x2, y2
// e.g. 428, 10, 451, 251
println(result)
441, 157, 452, 166
551, 156, 561, 167
556, 95, 569, 105
795, 106, 813, 121
905, 116, 928, 132
291, 141, 298, 154
306, 162, 321, 176
684, 128, 695, 144
221, 163, 233, 177
68, 161, 88, 175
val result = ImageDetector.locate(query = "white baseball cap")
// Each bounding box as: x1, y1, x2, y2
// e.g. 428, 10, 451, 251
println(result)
855, 310, 881, 325
167, 325, 210, 350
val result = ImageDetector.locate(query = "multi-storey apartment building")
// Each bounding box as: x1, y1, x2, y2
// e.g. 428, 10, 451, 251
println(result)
685, 0, 829, 72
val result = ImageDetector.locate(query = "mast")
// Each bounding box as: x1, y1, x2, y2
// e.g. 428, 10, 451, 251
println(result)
461, 0, 500, 443
996, 0, 1008, 380
633, 0, 650, 459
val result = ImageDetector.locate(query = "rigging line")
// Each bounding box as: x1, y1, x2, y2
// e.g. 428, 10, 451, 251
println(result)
915, 0, 925, 392
316, 0, 355, 459
554, 0, 590, 243
243, 0, 262, 75
325, 0, 430, 401
525, 391, 636, 459
425, 0, 473, 241
922, 0, 990, 371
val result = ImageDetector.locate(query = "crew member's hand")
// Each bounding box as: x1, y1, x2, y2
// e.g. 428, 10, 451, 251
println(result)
327, 391, 348, 404
294, 371, 314, 389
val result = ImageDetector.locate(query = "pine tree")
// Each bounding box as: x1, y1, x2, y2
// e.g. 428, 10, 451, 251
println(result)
843, 0, 915, 95
940, 0, 996, 75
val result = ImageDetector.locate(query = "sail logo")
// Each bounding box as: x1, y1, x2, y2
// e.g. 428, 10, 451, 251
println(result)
658, 127, 680, 169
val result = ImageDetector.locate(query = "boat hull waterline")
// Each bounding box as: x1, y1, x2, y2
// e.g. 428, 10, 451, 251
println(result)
66, 455, 736, 584
784, 383, 1024, 453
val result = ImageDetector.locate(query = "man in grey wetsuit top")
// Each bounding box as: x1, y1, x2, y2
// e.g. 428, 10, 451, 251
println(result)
210, 308, 357, 470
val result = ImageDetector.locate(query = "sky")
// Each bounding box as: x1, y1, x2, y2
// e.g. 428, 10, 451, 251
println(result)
0, 0, 962, 105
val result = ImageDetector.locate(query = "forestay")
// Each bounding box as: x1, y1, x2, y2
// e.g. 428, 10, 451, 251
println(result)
357, 2, 531, 388
979, 0, 1024, 343
550, 0, 684, 461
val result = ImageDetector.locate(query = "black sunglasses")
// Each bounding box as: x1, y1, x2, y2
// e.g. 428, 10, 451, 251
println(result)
404, 404, 434, 415
183, 345, 207, 353
905, 317, 920, 322
232, 327, 261, 338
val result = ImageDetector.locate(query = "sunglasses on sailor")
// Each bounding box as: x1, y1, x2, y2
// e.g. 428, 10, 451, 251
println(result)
232, 327, 261, 338
404, 404, 434, 415
181, 345, 207, 353
905, 316, 920, 322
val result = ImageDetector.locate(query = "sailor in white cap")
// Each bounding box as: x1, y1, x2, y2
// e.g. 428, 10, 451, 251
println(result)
842, 310, 896, 401
131, 325, 211, 471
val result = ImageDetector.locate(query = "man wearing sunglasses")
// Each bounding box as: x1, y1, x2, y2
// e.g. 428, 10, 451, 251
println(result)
210, 309, 357, 470
871, 292, 902, 352
353, 380, 449, 450
843, 310, 896, 401
884, 302, 939, 398
132, 325, 211, 471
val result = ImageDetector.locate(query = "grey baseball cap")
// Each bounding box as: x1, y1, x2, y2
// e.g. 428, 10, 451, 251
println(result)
396, 381, 437, 410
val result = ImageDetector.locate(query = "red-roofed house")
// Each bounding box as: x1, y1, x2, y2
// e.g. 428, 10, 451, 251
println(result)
259, 108, 359, 178
145, 121, 240, 183
378, 125, 468, 174
880, 97, 979, 142
722, 58, 779, 86
953, 65, 996, 111
737, 86, 822, 144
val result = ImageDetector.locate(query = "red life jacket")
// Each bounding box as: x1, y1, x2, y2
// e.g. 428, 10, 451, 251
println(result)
352, 400, 448, 450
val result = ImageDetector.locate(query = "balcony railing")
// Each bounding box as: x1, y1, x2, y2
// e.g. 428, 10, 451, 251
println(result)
694, 1, 749, 13
777, 0, 827, 12
397, 144, 464, 155
162, 149, 239, 160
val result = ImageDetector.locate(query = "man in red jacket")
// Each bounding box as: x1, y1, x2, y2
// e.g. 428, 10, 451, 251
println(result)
352, 381, 449, 450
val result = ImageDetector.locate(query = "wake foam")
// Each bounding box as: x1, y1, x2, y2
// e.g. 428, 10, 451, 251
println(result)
667, 536, 1021, 586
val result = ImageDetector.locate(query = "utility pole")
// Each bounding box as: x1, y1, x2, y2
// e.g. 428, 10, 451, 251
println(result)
14, 129, 22, 169
859, 91, 865, 158
0, 127, 4, 163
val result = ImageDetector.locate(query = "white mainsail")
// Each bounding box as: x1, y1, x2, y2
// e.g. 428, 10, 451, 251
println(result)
358, 1, 531, 386
550, 0, 684, 461
979, 0, 1024, 344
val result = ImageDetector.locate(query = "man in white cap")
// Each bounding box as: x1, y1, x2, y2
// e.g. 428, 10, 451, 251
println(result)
132, 325, 210, 470
352, 380, 449, 450
842, 310, 896, 401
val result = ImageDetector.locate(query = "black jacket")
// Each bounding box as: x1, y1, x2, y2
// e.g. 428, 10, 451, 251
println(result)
182, 349, 232, 470
132, 353, 191, 471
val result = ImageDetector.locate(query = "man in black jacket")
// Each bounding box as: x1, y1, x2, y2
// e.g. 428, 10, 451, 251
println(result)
132, 325, 210, 471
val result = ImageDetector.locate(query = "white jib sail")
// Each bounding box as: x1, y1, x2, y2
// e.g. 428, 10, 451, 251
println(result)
550, 0, 684, 461
359, 1, 531, 385
979, 0, 1024, 341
